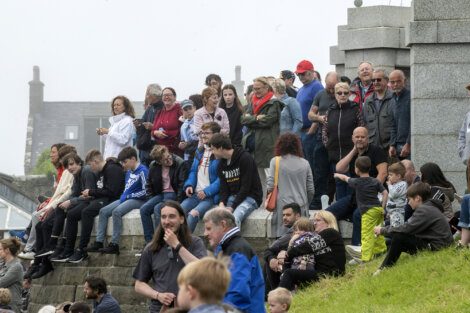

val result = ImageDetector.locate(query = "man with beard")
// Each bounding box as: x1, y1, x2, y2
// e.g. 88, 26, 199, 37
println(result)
133, 201, 206, 313
83, 276, 120, 313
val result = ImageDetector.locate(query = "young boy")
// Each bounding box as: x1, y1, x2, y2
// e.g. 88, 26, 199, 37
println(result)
92, 147, 148, 254
267, 287, 292, 313
176, 257, 231, 313
385, 162, 408, 227
374, 182, 453, 273
179, 99, 199, 162
334, 156, 388, 263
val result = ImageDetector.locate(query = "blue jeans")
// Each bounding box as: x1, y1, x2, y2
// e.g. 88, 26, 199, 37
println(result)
326, 195, 361, 245
458, 194, 470, 228
140, 192, 176, 242
181, 194, 215, 232
227, 195, 258, 228
312, 139, 330, 208
396, 143, 411, 161
331, 162, 352, 200
96, 199, 144, 244
301, 131, 316, 176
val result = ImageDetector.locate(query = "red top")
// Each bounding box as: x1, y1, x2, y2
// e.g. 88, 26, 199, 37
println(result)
56, 166, 65, 182
152, 103, 183, 155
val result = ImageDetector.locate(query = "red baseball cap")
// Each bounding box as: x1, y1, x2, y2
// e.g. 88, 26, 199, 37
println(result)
295, 60, 314, 74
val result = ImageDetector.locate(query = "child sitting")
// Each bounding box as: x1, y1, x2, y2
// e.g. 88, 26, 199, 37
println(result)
287, 218, 315, 272
334, 156, 388, 263
385, 162, 408, 227
267, 287, 292, 313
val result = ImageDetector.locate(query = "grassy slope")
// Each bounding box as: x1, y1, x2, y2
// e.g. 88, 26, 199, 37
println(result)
290, 248, 470, 313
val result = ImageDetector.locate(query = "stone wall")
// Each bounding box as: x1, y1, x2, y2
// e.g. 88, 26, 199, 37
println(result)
407, 0, 470, 194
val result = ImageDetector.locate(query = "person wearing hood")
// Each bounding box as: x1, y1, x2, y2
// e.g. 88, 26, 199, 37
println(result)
209, 134, 262, 228
373, 182, 453, 273
97, 95, 136, 160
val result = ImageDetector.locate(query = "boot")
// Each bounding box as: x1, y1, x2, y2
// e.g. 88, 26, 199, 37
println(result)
31, 260, 53, 279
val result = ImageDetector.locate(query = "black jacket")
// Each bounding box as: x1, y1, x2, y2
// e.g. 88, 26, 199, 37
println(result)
146, 154, 185, 201
70, 165, 98, 206
136, 100, 163, 151
223, 105, 243, 146
89, 159, 125, 201
263, 228, 293, 263
218, 147, 263, 209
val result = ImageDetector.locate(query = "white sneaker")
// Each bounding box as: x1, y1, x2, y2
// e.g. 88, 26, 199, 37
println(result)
373, 268, 382, 276
18, 251, 35, 260
345, 245, 362, 259
348, 257, 363, 265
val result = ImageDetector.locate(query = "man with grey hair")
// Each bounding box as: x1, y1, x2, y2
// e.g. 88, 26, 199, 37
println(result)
389, 70, 411, 160
135, 83, 163, 166
362, 69, 395, 157
350, 61, 375, 110
203, 208, 265, 313
308, 71, 339, 208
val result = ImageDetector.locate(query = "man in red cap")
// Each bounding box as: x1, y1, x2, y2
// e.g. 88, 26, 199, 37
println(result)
295, 59, 324, 209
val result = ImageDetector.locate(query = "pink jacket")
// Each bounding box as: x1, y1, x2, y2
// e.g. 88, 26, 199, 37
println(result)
193, 106, 230, 136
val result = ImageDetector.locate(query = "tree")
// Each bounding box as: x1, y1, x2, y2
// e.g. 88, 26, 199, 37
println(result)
32, 149, 55, 177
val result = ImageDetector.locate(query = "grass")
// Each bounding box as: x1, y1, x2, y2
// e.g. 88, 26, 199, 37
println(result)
289, 247, 470, 313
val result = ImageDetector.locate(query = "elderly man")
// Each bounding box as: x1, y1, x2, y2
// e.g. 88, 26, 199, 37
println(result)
295, 60, 324, 195
363, 69, 395, 157
389, 70, 411, 160
204, 208, 265, 313
327, 127, 388, 249
308, 71, 339, 208
350, 61, 375, 110
135, 84, 164, 166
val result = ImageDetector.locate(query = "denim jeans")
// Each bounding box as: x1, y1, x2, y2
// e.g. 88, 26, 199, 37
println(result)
181, 194, 215, 232
331, 162, 352, 200
326, 195, 361, 245
96, 199, 145, 244
312, 139, 330, 209
301, 131, 316, 176
227, 195, 258, 228
458, 194, 470, 228
140, 192, 176, 242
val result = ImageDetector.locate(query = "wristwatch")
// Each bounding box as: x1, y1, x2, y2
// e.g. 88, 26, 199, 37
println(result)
174, 243, 182, 253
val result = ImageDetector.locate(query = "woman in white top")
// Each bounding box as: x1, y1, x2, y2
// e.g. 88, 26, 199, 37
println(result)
97, 95, 136, 159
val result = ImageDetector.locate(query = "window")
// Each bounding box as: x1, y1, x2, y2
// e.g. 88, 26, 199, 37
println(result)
65, 126, 79, 140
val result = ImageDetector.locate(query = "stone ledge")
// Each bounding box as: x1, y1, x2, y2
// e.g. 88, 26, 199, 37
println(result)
412, 0, 470, 21
407, 21, 438, 45
347, 6, 411, 29
330, 45, 345, 65
339, 27, 401, 51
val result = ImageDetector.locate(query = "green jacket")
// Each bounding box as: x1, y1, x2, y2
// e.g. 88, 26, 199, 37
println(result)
241, 98, 282, 168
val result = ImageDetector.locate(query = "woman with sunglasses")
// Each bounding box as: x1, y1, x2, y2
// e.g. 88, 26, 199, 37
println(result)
322, 82, 364, 200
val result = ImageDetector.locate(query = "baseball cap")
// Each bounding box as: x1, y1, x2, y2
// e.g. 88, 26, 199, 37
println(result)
181, 99, 194, 109
295, 60, 314, 74
280, 70, 295, 80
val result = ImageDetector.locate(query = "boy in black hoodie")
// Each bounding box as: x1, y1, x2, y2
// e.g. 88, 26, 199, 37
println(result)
52, 149, 125, 263
209, 134, 262, 227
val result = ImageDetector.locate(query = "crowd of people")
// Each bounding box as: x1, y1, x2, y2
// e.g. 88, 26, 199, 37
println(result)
0, 59, 468, 313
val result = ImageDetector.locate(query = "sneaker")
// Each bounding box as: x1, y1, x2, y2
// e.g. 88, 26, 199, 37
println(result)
9, 230, 28, 243
373, 268, 382, 276
67, 249, 88, 263
85, 241, 104, 253
348, 257, 364, 266
50, 251, 73, 263
18, 251, 36, 260
49, 247, 64, 260
345, 245, 362, 259
35, 249, 55, 258
99, 243, 120, 255
31, 261, 53, 279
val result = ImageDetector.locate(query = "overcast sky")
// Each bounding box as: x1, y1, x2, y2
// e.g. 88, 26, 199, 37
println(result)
0, 0, 411, 175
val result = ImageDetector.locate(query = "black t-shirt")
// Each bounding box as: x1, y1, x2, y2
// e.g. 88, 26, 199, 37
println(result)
349, 144, 387, 179
348, 177, 384, 214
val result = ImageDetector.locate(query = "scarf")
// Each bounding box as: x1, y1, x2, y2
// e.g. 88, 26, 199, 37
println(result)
251, 91, 273, 115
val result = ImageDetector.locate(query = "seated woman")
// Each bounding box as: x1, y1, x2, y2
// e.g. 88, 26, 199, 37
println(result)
140, 145, 185, 243
278, 211, 346, 291
0, 238, 23, 312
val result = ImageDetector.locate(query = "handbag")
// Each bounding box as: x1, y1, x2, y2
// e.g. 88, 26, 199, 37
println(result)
265, 156, 280, 212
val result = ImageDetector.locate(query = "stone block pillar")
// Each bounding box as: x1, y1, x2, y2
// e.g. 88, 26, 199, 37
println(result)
407, 0, 470, 193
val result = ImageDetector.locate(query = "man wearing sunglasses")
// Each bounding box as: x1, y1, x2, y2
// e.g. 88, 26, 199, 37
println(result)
362, 69, 395, 158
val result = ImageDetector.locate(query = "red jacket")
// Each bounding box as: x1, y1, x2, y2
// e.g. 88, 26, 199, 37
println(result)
152, 103, 183, 155
349, 77, 375, 111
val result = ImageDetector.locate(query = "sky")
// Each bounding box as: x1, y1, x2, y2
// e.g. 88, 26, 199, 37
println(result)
0, 0, 411, 176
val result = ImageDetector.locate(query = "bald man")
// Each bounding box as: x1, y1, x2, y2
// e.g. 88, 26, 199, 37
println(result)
389, 70, 411, 160
327, 127, 388, 247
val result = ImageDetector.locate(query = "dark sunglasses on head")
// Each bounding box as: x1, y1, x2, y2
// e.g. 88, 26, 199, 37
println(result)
372, 78, 383, 83
336, 91, 350, 96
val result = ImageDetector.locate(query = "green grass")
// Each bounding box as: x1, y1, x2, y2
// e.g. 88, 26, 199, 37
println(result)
289, 248, 470, 313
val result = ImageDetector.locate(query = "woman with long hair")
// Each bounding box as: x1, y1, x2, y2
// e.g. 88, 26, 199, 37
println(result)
0, 238, 23, 313
267, 133, 314, 238
219, 84, 244, 146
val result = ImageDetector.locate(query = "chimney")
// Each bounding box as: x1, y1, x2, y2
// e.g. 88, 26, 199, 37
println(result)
28, 65, 44, 115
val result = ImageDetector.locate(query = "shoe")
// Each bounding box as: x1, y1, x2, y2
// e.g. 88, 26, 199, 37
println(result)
373, 268, 382, 276
35, 249, 55, 258
50, 250, 73, 263
85, 241, 104, 253
348, 257, 364, 266
24, 262, 41, 279
31, 261, 53, 279
9, 230, 28, 243
67, 249, 88, 263
99, 243, 120, 255
18, 251, 36, 260
345, 245, 362, 259
49, 247, 64, 260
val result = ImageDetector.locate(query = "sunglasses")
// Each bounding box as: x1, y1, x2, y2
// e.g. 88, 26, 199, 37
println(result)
372, 78, 383, 83
336, 91, 350, 96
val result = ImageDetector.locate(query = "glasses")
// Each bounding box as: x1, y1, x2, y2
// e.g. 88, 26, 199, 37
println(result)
372, 78, 383, 83
313, 218, 324, 224
162, 93, 174, 97
336, 91, 350, 96
167, 246, 175, 260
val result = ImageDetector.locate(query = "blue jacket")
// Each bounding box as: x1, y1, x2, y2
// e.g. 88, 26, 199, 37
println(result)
390, 88, 411, 146
279, 94, 303, 135
120, 163, 149, 203
183, 147, 220, 203
215, 228, 266, 313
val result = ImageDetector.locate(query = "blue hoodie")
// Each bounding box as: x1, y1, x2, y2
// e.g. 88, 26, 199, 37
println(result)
120, 163, 149, 203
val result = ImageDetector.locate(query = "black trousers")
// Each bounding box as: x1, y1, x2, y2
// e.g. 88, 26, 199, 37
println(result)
380, 232, 430, 268
35, 208, 64, 251
263, 262, 282, 298
278, 268, 319, 291
63, 201, 91, 252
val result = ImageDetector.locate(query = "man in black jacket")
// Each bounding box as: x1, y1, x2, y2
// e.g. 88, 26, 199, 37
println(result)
52, 149, 125, 263
263, 203, 301, 296
209, 134, 263, 228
